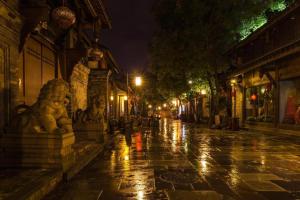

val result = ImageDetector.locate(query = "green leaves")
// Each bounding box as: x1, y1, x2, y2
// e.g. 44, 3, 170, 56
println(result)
149, 0, 290, 102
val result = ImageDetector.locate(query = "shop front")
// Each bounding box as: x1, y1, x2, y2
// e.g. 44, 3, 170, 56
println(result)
231, 69, 277, 128
278, 58, 300, 130
245, 83, 275, 124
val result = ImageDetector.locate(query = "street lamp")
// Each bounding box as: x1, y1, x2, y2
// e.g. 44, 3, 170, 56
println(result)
188, 80, 193, 85
148, 104, 152, 109
135, 76, 142, 86
172, 99, 177, 106
201, 89, 207, 95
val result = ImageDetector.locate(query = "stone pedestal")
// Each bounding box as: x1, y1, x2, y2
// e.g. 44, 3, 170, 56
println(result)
0, 132, 75, 172
74, 123, 104, 143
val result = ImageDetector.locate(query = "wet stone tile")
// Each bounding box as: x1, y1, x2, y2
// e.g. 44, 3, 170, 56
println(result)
166, 190, 224, 200
245, 181, 286, 192
44, 120, 300, 200
271, 180, 300, 192
155, 178, 174, 190
259, 191, 295, 200
192, 181, 212, 190
240, 173, 284, 182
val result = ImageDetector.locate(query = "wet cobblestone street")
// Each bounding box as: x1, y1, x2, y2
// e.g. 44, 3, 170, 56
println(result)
45, 119, 300, 200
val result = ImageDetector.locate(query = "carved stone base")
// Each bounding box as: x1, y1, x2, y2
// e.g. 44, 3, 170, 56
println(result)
0, 132, 75, 172
74, 123, 104, 143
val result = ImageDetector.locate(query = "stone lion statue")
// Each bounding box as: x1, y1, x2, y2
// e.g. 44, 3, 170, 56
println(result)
11, 79, 73, 134
74, 94, 105, 124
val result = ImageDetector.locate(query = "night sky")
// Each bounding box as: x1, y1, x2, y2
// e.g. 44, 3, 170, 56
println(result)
102, 0, 155, 73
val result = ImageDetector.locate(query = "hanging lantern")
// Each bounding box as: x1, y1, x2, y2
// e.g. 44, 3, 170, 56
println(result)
89, 47, 104, 61
52, 6, 76, 29
251, 94, 257, 101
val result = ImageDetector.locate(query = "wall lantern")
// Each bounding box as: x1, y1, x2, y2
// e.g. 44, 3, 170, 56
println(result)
52, 6, 76, 29
89, 47, 103, 61
110, 96, 114, 101
230, 78, 237, 86
124, 96, 128, 101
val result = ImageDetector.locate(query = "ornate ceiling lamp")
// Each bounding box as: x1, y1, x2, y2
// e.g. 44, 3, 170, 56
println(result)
89, 39, 104, 61
51, 0, 76, 29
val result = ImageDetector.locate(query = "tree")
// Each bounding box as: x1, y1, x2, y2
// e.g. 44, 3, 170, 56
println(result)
150, 0, 292, 125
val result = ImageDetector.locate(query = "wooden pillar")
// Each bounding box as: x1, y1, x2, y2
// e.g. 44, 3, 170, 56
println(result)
242, 73, 246, 125
274, 64, 280, 127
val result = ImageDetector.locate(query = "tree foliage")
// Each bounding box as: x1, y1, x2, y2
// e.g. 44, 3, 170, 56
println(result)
149, 0, 291, 105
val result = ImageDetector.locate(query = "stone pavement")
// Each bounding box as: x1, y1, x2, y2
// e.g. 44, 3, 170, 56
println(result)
45, 119, 300, 200
0, 139, 110, 200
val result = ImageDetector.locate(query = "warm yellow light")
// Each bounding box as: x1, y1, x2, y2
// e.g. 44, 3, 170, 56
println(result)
188, 80, 193, 84
157, 106, 162, 110
163, 103, 167, 108
110, 96, 114, 101
148, 104, 152, 109
172, 100, 177, 105
124, 96, 128, 101
135, 76, 142, 86
230, 79, 237, 86
201, 89, 207, 95
124, 155, 129, 161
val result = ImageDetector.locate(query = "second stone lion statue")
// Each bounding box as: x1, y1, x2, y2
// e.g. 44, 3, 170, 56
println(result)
11, 79, 73, 134
74, 94, 105, 124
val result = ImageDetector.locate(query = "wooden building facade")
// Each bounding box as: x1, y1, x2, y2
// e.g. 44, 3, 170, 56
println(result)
0, 0, 113, 132
228, 0, 300, 131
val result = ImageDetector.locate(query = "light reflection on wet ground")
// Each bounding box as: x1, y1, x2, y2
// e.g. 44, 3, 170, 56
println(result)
45, 119, 300, 200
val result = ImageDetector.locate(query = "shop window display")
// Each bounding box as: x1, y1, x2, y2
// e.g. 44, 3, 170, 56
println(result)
246, 84, 274, 122
280, 79, 300, 125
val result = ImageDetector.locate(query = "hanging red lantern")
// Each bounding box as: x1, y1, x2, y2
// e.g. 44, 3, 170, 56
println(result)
52, 6, 76, 29
251, 94, 257, 101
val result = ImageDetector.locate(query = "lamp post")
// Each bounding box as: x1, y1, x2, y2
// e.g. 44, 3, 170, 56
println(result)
126, 74, 143, 117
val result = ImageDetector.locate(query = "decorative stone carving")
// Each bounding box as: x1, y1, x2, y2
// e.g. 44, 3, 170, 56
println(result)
73, 94, 105, 143
74, 94, 105, 124
70, 63, 90, 112
11, 79, 72, 134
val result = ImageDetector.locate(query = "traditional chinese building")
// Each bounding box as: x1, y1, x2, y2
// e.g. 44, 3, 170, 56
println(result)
228, 0, 300, 131
0, 0, 113, 132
